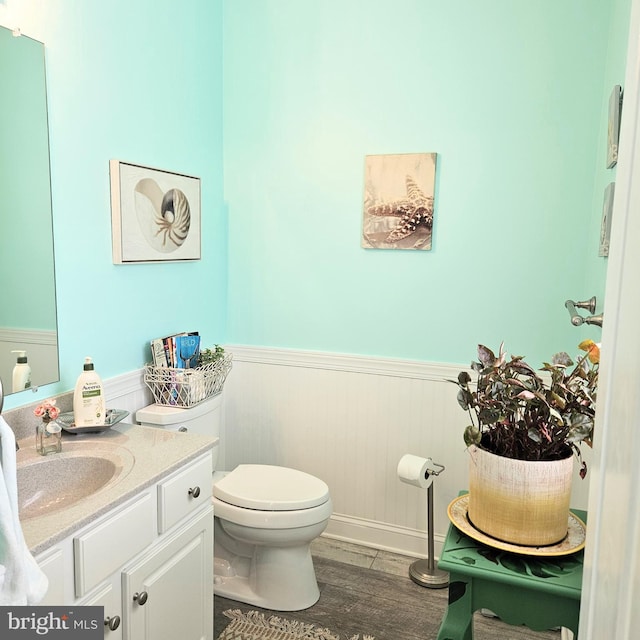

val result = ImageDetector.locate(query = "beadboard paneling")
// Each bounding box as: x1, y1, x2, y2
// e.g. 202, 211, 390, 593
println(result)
224, 346, 592, 557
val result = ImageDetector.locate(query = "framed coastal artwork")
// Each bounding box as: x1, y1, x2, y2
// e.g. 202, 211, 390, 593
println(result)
607, 85, 623, 169
362, 152, 437, 251
599, 182, 615, 257
110, 160, 201, 264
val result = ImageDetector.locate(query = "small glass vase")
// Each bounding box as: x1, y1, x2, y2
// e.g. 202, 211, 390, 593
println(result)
36, 419, 62, 455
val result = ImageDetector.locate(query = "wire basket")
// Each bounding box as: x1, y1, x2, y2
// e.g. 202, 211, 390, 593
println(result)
143, 353, 233, 407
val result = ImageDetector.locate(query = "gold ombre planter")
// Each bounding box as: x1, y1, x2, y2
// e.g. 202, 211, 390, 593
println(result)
468, 444, 574, 546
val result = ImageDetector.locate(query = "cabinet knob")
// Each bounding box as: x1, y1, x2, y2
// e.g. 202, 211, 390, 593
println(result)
188, 486, 201, 498
133, 591, 148, 605
105, 616, 121, 631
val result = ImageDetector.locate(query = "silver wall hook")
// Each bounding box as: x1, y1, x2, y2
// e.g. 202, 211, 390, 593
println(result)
565, 296, 603, 327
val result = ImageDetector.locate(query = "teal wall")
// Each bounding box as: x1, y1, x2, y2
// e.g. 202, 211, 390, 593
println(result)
223, 0, 619, 364
4, 0, 225, 409
4, 0, 632, 409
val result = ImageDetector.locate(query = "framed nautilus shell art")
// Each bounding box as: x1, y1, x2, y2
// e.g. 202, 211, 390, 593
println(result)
110, 160, 201, 264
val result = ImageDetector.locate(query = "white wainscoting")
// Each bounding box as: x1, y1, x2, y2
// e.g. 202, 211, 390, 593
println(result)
220, 346, 468, 559
103, 368, 155, 417
53, 346, 593, 561
222, 346, 593, 559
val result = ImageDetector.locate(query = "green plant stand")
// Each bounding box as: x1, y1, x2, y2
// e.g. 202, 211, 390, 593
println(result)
436, 494, 585, 640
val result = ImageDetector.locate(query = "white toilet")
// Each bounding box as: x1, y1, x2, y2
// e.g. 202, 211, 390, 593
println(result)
136, 394, 333, 611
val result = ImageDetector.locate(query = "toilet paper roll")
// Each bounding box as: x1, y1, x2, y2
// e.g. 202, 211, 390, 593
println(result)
397, 454, 434, 489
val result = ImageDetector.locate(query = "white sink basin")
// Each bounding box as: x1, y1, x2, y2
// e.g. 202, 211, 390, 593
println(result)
17, 444, 135, 520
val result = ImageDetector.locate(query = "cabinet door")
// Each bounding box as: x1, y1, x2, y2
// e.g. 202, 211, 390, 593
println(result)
75, 491, 155, 598
123, 506, 213, 640
79, 578, 123, 640
37, 546, 66, 605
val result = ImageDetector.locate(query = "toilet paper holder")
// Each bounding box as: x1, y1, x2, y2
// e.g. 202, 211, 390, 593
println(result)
410, 463, 449, 589
424, 460, 445, 478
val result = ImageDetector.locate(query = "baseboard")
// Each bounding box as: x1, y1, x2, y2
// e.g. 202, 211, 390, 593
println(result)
323, 513, 445, 560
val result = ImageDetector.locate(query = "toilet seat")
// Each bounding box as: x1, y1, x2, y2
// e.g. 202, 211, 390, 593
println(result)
212, 464, 332, 529
212, 495, 333, 529
213, 464, 330, 510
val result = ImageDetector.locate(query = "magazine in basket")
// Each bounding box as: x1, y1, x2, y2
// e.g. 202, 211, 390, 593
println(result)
146, 332, 232, 407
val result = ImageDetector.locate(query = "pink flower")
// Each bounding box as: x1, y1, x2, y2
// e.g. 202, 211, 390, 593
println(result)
34, 398, 60, 421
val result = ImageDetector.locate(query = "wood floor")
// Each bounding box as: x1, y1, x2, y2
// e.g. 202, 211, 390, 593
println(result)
213, 538, 562, 640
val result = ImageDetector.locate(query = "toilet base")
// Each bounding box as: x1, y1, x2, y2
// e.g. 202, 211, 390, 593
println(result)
213, 545, 321, 611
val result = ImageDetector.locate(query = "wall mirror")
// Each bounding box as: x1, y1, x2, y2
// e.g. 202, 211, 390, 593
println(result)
0, 25, 59, 395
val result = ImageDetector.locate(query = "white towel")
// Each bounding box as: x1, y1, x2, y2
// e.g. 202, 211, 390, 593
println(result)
0, 416, 48, 604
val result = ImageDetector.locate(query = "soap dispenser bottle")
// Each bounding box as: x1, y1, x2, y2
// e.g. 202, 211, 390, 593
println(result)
73, 357, 106, 427
11, 350, 32, 392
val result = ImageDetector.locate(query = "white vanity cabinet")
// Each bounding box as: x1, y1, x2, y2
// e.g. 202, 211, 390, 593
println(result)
123, 506, 212, 640
35, 452, 213, 640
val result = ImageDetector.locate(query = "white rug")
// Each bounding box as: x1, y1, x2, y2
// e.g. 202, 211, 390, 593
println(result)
218, 609, 375, 640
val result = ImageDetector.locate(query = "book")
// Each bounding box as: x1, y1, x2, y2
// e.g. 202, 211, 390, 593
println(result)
175, 334, 201, 368
150, 338, 169, 367
150, 331, 200, 368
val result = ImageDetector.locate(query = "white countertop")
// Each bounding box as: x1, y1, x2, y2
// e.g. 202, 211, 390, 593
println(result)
16, 423, 215, 556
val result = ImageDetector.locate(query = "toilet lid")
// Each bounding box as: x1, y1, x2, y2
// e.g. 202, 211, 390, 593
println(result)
213, 464, 330, 510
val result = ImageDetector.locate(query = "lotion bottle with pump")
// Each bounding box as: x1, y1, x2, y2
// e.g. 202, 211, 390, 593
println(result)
11, 350, 32, 392
73, 357, 106, 427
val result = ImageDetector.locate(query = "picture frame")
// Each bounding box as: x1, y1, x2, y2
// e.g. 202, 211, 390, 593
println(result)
110, 160, 201, 264
362, 152, 437, 251
607, 85, 622, 169
599, 182, 615, 257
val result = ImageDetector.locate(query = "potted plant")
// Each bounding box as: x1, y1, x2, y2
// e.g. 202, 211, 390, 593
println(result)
453, 340, 599, 546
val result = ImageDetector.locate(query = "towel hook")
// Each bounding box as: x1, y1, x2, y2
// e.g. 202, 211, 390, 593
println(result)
565, 296, 603, 328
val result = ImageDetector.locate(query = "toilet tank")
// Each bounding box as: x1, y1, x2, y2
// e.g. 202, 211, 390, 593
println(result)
136, 393, 222, 470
